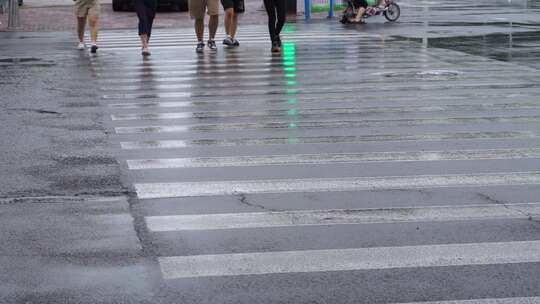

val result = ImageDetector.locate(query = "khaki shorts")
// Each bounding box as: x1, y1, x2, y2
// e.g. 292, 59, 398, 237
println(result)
75, 0, 100, 18
189, 0, 219, 19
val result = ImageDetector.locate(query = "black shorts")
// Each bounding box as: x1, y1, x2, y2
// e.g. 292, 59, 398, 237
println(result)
221, 0, 244, 12
353, 0, 367, 8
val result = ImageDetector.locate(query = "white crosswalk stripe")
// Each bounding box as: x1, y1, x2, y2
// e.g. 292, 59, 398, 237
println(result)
158, 240, 540, 279
146, 202, 540, 231
90, 27, 384, 49
93, 24, 540, 302
126, 148, 540, 169
134, 172, 540, 199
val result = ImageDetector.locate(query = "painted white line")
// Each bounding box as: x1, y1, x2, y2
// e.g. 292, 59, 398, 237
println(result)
145, 202, 540, 231
135, 172, 540, 199
158, 240, 540, 279
93, 36, 381, 49
94, 56, 427, 73
119, 131, 537, 149
101, 82, 539, 99
92, 33, 381, 43
111, 115, 540, 132
126, 149, 540, 170
94, 31, 382, 40
395, 297, 540, 304
110, 106, 540, 121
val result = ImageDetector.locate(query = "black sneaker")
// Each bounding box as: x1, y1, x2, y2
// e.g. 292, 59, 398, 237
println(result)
90, 44, 98, 54
232, 38, 240, 46
207, 40, 217, 51
196, 41, 205, 53
223, 37, 234, 46
276, 35, 282, 47
271, 41, 281, 53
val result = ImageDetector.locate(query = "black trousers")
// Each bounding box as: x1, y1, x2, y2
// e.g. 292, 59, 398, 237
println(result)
263, 0, 286, 42
135, 0, 157, 36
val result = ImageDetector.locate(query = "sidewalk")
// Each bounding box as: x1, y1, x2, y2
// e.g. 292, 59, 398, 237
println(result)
23, 0, 112, 7
0, 0, 303, 32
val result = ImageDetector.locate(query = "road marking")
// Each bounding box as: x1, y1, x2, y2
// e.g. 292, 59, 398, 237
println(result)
112, 116, 540, 135
109, 104, 540, 121
395, 297, 540, 304
135, 171, 540, 199
158, 240, 540, 279
145, 202, 540, 231
119, 131, 537, 149
126, 148, 540, 170
105, 93, 534, 108
101, 82, 540, 99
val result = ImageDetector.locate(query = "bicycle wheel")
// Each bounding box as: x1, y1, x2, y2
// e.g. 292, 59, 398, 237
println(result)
383, 3, 400, 21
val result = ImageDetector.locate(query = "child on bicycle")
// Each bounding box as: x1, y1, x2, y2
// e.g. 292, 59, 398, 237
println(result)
350, 0, 385, 23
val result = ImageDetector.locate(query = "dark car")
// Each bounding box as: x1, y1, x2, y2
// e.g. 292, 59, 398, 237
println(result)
112, 0, 188, 11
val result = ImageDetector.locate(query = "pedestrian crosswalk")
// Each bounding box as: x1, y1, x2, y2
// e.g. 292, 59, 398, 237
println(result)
158, 240, 540, 279
91, 24, 540, 303
91, 27, 383, 50
145, 203, 540, 231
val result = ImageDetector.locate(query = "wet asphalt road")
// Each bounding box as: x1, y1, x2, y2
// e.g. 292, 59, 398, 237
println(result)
2, 0, 540, 303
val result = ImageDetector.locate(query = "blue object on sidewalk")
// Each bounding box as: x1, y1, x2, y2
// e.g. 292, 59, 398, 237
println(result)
0, 0, 7, 13
328, 0, 334, 18
304, 0, 311, 20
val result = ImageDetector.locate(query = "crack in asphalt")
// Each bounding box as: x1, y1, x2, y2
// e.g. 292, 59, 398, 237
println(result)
0, 191, 134, 205
476, 192, 540, 225
233, 192, 283, 212
7, 108, 63, 115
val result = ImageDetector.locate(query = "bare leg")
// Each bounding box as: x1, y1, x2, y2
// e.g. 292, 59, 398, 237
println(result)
140, 34, 149, 50
224, 8, 233, 37
195, 18, 204, 41
208, 14, 218, 40
88, 14, 99, 44
352, 7, 365, 22
77, 16, 87, 42
230, 11, 238, 38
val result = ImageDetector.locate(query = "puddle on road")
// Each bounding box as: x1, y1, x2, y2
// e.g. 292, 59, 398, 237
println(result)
0, 57, 56, 67
410, 31, 540, 69
372, 70, 461, 80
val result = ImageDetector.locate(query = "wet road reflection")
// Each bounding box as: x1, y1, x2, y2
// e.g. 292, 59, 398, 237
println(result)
88, 2, 540, 301
427, 31, 540, 69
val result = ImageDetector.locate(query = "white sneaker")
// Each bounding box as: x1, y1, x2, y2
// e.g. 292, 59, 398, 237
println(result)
77, 42, 85, 50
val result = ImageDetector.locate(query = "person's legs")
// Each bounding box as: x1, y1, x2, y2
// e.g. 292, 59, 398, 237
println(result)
75, 1, 89, 46
263, 0, 277, 41
230, 10, 238, 38
190, 0, 206, 45
207, 0, 219, 42
146, 0, 157, 38
135, 0, 155, 54
88, 14, 99, 44
208, 14, 218, 41
221, 0, 234, 45
351, 0, 366, 22
274, 0, 286, 38
230, 0, 242, 40
77, 16, 87, 43
195, 18, 204, 41
353, 7, 365, 22
135, 0, 148, 37
86, 1, 99, 51
224, 8, 233, 37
